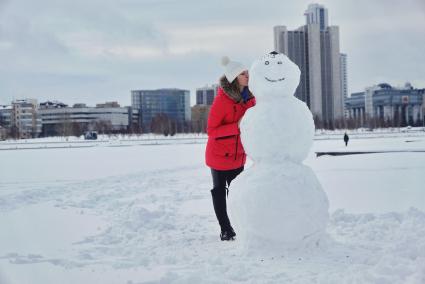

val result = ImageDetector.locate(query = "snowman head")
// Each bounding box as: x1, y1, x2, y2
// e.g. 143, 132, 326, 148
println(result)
248, 52, 301, 100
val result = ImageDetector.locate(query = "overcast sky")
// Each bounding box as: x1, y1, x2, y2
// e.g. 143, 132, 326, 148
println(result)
0, 0, 424, 106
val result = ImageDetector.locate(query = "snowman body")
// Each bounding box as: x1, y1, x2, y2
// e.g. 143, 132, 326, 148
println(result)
229, 52, 329, 251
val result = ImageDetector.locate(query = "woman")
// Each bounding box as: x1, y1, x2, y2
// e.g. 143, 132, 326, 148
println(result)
205, 56, 256, 241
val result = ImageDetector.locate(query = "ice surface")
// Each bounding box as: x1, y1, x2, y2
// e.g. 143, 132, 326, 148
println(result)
0, 134, 425, 283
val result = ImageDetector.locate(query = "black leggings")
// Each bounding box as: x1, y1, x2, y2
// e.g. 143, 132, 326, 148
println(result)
211, 166, 244, 195
210, 166, 244, 232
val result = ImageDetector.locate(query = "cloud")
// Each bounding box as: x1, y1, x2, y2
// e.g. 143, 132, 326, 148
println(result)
0, 0, 424, 106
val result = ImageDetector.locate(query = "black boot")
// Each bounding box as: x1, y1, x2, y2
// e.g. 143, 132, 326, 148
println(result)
220, 227, 236, 241
211, 188, 236, 241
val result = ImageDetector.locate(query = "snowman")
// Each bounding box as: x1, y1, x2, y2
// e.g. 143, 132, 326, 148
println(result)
228, 52, 329, 252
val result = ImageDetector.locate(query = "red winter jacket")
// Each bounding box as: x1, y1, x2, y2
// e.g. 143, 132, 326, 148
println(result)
205, 87, 256, 170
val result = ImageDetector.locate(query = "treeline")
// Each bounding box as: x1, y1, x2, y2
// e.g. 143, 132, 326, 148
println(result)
314, 115, 424, 130
2, 113, 423, 140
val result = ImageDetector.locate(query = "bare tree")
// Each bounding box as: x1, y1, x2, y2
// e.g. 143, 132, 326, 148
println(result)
55, 112, 74, 137
151, 113, 173, 136
92, 120, 113, 134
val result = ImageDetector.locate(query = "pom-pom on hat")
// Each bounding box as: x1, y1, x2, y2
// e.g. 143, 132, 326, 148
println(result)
221, 56, 247, 83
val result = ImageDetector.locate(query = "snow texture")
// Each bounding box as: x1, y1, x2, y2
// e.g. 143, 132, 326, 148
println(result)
1, 136, 425, 283
229, 52, 329, 251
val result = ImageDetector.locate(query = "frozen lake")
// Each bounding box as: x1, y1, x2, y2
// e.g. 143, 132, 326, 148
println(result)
0, 133, 424, 283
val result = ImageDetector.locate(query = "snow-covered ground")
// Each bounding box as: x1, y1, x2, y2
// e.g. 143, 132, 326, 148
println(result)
1, 133, 424, 283
0, 133, 208, 150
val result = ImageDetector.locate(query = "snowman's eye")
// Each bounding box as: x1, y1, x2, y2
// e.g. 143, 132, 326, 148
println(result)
265, 61, 269, 65
277, 61, 282, 64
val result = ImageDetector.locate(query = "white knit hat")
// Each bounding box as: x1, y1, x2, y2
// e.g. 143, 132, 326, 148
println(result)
221, 56, 247, 82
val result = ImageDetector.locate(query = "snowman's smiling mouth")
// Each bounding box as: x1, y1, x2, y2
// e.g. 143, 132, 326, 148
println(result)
265, 77, 285, 82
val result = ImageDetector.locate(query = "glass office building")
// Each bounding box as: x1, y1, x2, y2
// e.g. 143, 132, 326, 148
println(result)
196, 85, 218, 106
131, 89, 191, 131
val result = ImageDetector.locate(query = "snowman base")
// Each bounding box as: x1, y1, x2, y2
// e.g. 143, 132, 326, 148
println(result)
228, 161, 329, 253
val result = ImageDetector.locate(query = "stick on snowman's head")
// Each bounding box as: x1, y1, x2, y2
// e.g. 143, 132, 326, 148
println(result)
248, 51, 301, 100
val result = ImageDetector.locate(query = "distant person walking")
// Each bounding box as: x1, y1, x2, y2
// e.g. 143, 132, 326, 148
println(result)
344, 132, 349, 146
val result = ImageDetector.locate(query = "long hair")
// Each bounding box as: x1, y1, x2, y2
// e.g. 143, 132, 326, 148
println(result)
219, 75, 254, 103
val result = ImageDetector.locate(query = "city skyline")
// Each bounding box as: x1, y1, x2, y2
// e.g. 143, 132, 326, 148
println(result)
274, 3, 345, 125
0, 0, 424, 106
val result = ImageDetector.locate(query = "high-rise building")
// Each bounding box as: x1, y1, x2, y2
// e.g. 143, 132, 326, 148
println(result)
0, 105, 12, 128
274, 4, 344, 125
131, 88, 191, 132
340, 53, 348, 117
0, 105, 12, 139
11, 99, 42, 139
304, 3, 329, 30
196, 85, 218, 105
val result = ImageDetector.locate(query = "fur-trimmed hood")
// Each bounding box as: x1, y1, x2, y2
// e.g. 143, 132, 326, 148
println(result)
219, 75, 254, 103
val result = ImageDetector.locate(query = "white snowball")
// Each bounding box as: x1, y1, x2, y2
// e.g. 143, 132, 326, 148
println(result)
242, 52, 314, 163
229, 162, 329, 251
230, 52, 329, 252
241, 97, 314, 163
